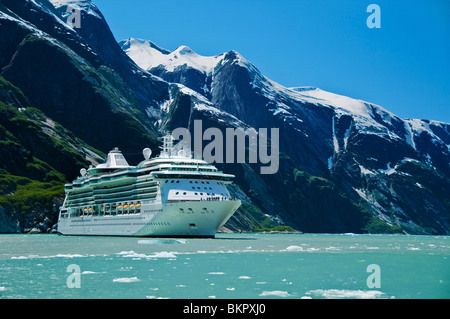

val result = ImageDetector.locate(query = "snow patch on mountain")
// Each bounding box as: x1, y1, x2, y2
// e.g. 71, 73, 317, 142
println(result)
0, 5, 47, 36
296, 87, 373, 119
120, 38, 225, 74
50, 0, 101, 19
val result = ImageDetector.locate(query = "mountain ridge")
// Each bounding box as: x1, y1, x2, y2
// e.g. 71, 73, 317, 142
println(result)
0, 0, 448, 235
121, 35, 450, 234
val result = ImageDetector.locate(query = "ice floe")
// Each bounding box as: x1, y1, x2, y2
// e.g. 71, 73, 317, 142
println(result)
306, 289, 388, 299
138, 239, 187, 245
113, 277, 140, 283
117, 250, 177, 259
259, 290, 291, 297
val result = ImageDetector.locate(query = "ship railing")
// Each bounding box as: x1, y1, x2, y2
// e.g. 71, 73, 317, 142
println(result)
166, 196, 238, 204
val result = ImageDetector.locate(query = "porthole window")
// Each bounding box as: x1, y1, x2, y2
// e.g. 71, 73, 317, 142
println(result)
183, 192, 187, 195
175, 192, 179, 195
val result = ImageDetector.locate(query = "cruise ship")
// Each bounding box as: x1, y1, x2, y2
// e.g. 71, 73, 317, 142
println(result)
57, 136, 241, 237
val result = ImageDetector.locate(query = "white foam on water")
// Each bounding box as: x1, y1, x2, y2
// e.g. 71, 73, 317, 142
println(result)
81, 271, 106, 275
238, 276, 252, 279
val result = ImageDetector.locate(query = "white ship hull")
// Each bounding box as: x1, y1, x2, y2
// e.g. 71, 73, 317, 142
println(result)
57, 199, 240, 238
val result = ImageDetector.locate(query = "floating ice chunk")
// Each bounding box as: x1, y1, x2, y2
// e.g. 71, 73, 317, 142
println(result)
12, 253, 86, 259
149, 251, 177, 258
146, 295, 169, 299
259, 291, 291, 297
117, 250, 135, 255
307, 289, 386, 299
138, 239, 187, 245
285, 245, 303, 251
113, 277, 140, 283
117, 251, 177, 258
208, 272, 225, 275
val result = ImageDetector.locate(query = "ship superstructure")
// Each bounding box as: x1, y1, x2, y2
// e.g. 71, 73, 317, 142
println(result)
57, 136, 241, 237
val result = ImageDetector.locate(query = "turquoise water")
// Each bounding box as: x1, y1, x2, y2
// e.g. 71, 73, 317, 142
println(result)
0, 233, 449, 299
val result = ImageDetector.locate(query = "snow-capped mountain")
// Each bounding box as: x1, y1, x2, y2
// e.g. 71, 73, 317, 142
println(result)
0, 0, 448, 234
120, 38, 221, 74
121, 37, 449, 172
121, 37, 450, 234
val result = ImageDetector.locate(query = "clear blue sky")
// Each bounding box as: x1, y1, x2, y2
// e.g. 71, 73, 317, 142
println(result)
94, 0, 450, 123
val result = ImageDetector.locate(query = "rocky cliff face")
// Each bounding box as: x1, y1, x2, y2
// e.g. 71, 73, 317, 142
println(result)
0, 0, 448, 234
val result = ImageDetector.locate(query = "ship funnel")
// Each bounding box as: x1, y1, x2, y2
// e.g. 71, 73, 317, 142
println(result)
143, 148, 152, 160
